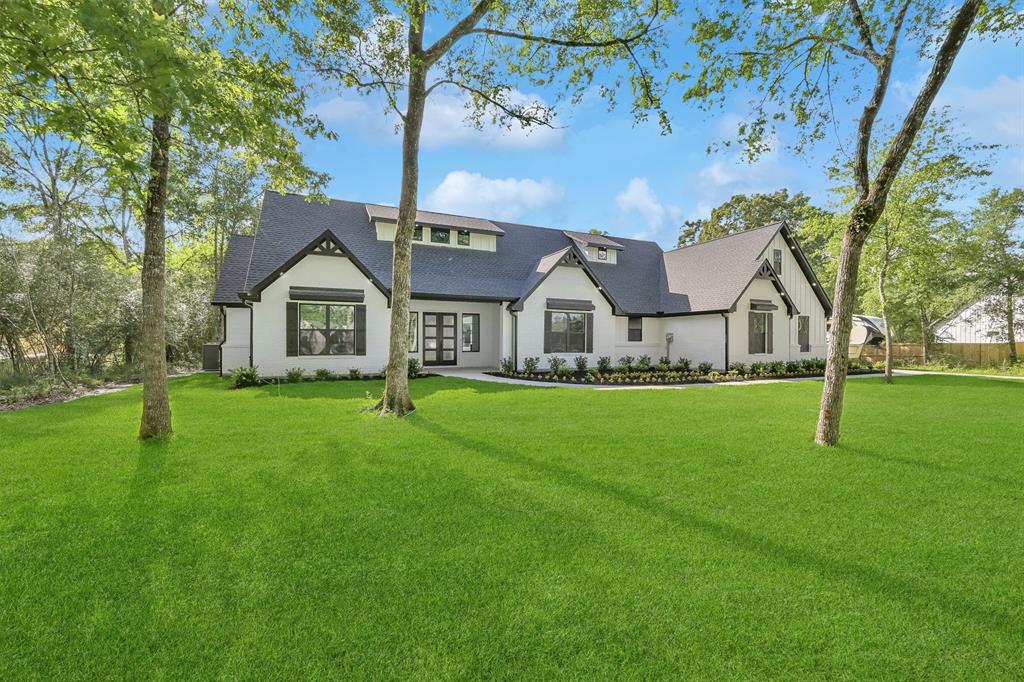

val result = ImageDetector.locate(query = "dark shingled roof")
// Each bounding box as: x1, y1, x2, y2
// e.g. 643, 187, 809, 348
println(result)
212, 191, 830, 317
661, 224, 782, 313
212, 234, 254, 305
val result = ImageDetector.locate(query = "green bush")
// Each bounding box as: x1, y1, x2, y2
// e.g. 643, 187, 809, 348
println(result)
750, 361, 767, 374
574, 355, 589, 371
697, 361, 713, 374
285, 367, 304, 383
768, 361, 786, 374
636, 354, 652, 371
347, 368, 362, 380
314, 368, 335, 381
500, 357, 515, 374
597, 356, 612, 372
618, 355, 635, 371
407, 358, 421, 377
523, 356, 539, 373
548, 356, 567, 373
785, 360, 802, 373
230, 366, 261, 388
729, 361, 748, 374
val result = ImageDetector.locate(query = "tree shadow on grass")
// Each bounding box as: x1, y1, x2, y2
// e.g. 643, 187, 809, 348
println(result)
409, 416, 1020, 640
841, 446, 1023, 493
247, 376, 534, 403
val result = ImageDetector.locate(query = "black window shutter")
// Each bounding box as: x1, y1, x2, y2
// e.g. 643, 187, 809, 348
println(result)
286, 302, 298, 357
472, 315, 480, 351
585, 313, 594, 353
355, 305, 367, 355
543, 311, 552, 353
748, 311, 757, 354
767, 313, 774, 353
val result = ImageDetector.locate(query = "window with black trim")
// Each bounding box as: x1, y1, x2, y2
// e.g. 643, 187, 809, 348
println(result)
409, 311, 419, 352
462, 313, 480, 352
457, 230, 471, 246
627, 316, 642, 342
413, 225, 423, 241
598, 246, 607, 261
300, 303, 355, 355
748, 311, 773, 354
430, 227, 450, 244
798, 315, 810, 352
546, 311, 587, 353
773, 248, 783, 274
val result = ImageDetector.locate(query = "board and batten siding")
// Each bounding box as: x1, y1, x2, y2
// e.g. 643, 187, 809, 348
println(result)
760, 232, 829, 357
727, 277, 791, 365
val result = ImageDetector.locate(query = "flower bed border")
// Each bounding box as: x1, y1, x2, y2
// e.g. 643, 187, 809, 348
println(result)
485, 368, 881, 386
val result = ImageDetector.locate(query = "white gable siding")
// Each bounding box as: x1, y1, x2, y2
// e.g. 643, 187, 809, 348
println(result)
251, 253, 391, 376
937, 297, 1024, 343
516, 265, 616, 370
728, 278, 791, 365
584, 245, 618, 264
760, 232, 829, 357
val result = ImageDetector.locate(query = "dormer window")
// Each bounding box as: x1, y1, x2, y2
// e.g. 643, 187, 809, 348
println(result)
413, 225, 423, 241
598, 247, 608, 261
457, 230, 471, 246
431, 227, 450, 244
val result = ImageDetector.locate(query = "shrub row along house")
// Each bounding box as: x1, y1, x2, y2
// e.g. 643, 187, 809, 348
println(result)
212, 191, 833, 375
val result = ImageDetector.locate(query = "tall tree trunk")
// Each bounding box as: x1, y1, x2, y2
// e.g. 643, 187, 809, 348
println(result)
918, 311, 931, 364
139, 113, 173, 439
1007, 281, 1018, 363
816, 210, 871, 445
878, 255, 893, 383
375, 52, 427, 417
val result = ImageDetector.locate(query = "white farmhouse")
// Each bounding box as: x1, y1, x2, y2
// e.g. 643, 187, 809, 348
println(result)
213, 191, 833, 375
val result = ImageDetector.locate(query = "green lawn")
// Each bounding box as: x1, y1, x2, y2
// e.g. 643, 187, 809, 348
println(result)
2, 374, 1022, 678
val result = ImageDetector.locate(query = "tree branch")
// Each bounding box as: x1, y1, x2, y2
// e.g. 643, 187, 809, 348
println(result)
423, 1, 493, 65
847, 0, 882, 64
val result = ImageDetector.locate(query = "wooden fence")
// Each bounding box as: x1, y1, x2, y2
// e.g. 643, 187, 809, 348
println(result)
854, 342, 1014, 366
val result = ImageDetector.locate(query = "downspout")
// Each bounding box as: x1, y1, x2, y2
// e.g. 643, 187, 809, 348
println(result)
244, 298, 254, 369
721, 312, 729, 371
512, 311, 518, 370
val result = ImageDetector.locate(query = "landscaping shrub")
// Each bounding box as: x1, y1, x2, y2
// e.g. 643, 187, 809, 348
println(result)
697, 361, 713, 374
230, 366, 261, 388
673, 357, 691, 372
574, 355, 589, 371
347, 368, 362, 380
618, 355, 635, 371
785, 360, 802, 373
523, 356, 539, 373
285, 367, 305, 383
769, 361, 786, 374
597, 356, 612, 372
750, 361, 767, 374
408, 358, 421, 377
636, 354, 652, 371
729, 361, 748, 374
314, 368, 335, 381
548, 356, 567, 374
500, 357, 515, 374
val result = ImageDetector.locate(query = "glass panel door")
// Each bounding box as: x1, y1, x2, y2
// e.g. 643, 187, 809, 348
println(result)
422, 312, 457, 366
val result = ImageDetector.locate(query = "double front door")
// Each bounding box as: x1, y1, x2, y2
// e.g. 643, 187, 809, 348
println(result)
423, 312, 457, 366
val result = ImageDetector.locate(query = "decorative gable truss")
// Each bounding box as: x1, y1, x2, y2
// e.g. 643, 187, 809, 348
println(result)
311, 236, 345, 256
736, 258, 800, 316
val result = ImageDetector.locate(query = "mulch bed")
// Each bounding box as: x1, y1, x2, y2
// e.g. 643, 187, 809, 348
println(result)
485, 368, 881, 387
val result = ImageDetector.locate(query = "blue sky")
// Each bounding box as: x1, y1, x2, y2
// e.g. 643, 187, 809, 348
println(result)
297, 21, 1023, 251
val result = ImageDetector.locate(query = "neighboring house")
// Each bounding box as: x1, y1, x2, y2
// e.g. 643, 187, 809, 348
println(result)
937, 296, 1024, 344
851, 315, 887, 348
212, 191, 833, 375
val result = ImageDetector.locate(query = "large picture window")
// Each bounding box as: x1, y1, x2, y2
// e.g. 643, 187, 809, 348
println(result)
462, 313, 480, 352
545, 311, 588, 353
798, 315, 810, 352
748, 311, 774, 354
300, 303, 355, 355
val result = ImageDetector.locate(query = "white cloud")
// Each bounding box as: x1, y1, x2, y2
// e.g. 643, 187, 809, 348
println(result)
696, 161, 740, 188
614, 178, 683, 238
424, 171, 564, 221
942, 75, 1024, 147
311, 88, 564, 150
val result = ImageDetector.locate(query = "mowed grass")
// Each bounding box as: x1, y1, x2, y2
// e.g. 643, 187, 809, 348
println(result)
1, 374, 1022, 679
